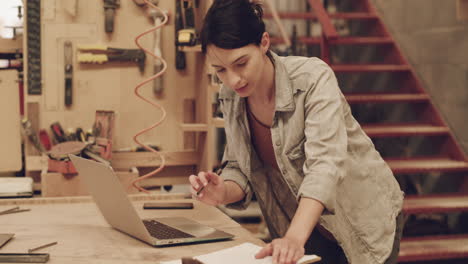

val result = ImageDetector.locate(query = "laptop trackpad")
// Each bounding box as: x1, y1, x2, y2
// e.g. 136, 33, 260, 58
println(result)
151, 217, 217, 237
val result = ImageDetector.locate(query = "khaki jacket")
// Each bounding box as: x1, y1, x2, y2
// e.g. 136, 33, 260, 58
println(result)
218, 52, 404, 263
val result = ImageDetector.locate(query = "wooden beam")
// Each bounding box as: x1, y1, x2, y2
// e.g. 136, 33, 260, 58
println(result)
180, 123, 208, 132
111, 151, 198, 169
213, 117, 224, 128
26, 151, 199, 172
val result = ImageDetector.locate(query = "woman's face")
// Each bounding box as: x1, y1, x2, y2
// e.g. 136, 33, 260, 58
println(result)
206, 33, 271, 97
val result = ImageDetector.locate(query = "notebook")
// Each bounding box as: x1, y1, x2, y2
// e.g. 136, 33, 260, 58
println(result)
160, 242, 321, 264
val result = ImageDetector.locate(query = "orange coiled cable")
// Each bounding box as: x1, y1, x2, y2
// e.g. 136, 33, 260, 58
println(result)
130, 0, 169, 193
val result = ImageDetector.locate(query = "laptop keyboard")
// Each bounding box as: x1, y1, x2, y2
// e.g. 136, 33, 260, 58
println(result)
143, 220, 195, 240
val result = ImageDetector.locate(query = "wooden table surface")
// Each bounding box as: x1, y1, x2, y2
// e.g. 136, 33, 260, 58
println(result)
0, 194, 264, 263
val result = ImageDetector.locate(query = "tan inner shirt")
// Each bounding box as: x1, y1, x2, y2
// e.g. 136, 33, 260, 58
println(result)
246, 103, 279, 171
246, 102, 336, 242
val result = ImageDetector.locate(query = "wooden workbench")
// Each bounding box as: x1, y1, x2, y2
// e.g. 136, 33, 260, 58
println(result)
0, 194, 264, 263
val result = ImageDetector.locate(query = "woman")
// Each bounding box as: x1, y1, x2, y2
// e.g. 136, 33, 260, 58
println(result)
188, 1, 404, 263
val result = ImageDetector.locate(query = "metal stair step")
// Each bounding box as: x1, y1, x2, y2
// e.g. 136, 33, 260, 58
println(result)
363, 123, 449, 137
264, 12, 379, 20
386, 157, 468, 174
403, 194, 468, 214
399, 234, 468, 262
344, 93, 430, 104
331, 64, 411, 72
271, 36, 393, 45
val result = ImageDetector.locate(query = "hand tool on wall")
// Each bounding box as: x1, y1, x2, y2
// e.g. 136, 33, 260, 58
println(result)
77, 45, 146, 73
150, 6, 166, 94
50, 122, 67, 143
103, 0, 120, 33
175, 0, 186, 70
26, 0, 42, 95
75, 128, 86, 142
13, 5, 23, 19
21, 118, 45, 153
5, 26, 23, 40
177, 0, 197, 46
39, 129, 52, 151
64, 41, 73, 107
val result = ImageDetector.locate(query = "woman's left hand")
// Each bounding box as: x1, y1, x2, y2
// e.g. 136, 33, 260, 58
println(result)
255, 236, 305, 264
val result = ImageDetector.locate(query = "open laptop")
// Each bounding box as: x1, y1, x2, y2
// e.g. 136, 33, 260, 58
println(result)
69, 154, 234, 247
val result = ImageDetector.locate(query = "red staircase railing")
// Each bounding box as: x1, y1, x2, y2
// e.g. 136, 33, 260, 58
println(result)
307, 0, 338, 63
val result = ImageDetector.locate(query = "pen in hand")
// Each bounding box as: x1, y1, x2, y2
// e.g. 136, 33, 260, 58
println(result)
196, 161, 228, 196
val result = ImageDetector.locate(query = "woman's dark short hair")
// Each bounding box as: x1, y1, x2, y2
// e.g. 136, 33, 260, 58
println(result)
200, 0, 266, 53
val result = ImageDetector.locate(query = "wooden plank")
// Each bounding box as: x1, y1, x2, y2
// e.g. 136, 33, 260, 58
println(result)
332, 37, 393, 45
399, 234, 468, 262
41, 169, 140, 197
179, 45, 202, 52
183, 99, 197, 150
386, 157, 468, 174
0, 37, 23, 54
0, 70, 22, 172
137, 165, 196, 187
363, 123, 449, 137
0, 193, 188, 206
403, 194, 468, 214
180, 123, 208, 132
331, 64, 411, 72
213, 117, 224, 128
271, 36, 392, 45
26, 152, 198, 172
344, 93, 430, 103
111, 151, 198, 169
264, 12, 379, 20
25, 102, 41, 157
25, 155, 48, 171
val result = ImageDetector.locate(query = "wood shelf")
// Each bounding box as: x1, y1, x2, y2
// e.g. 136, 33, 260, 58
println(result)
386, 157, 468, 174
178, 45, 202, 52
213, 117, 224, 128
400, 234, 468, 262
26, 151, 199, 171
180, 123, 208, 132
264, 12, 379, 20
344, 93, 430, 103
363, 123, 449, 137
331, 64, 411, 72
404, 194, 468, 214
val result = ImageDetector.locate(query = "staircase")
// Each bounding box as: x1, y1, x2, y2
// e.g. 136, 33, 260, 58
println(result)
266, 0, 468, 262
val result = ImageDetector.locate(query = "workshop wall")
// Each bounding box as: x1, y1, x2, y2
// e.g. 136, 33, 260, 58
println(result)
371, 0, 468, 154
27, 0, 204, 151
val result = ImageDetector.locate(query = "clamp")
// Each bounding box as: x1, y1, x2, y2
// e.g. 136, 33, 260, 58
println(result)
77, 44, 146, 73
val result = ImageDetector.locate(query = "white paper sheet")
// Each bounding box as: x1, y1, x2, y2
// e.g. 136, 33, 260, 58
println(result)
160, 242, 320, 264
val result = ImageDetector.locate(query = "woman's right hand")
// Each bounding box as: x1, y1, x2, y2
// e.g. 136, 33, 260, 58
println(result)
189, 171, 226, 206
